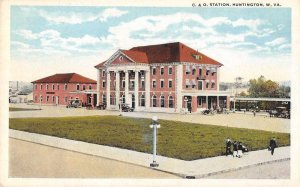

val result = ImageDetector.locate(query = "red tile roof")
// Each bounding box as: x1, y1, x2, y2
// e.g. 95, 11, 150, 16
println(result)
121, 50, 148, 64
31, 73, 96, 84
95, 42, 222, 68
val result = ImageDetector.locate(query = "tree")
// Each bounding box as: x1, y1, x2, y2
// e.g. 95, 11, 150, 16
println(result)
248, 76, 281, 98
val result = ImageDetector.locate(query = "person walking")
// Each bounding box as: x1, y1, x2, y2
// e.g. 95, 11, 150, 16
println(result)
233, 141, 238, 157
238, 142, 243, 158
269, 137, 277, 155
225, 138, 232, 156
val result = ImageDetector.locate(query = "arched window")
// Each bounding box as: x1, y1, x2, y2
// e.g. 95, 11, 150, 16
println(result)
160, 95, 165, 107
152, 95, 157, 107
168, 96, 174, 108
140, 95, 145, 107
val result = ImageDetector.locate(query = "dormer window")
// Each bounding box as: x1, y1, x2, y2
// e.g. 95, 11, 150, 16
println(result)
193, 54, 202, 60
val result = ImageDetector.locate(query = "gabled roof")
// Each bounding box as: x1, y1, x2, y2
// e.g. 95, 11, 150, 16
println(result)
120, 50, 148, 64
31, 73, 96, 84
95, 42, 222, 68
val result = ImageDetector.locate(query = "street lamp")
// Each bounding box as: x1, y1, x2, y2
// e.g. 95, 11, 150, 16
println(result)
184, 97, 188, 114
150, 116, 160, 167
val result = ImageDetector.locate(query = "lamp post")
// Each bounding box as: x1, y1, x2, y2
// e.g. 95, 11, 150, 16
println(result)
150, 116, 160, 167
39, 96, 41, 110
184, 97, 188, 114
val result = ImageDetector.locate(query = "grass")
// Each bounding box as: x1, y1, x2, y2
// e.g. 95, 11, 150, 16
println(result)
9, 107, 41, 112
9, 116, 290, 161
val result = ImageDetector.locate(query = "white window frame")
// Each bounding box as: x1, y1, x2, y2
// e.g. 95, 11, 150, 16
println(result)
52, 84, 55, 90
160, 67, 164, 75
160, 79, 164, 88
152, 80, 156, 88
152, 67, 156, 75
46, 84, 49, 90
168, 66, 173, 75
168, 79, 172, 88
76, 84, 80, 91
40, 84, 43, 90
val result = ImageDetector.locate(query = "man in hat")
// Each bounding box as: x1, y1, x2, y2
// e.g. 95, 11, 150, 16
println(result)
269, 137, 278, 155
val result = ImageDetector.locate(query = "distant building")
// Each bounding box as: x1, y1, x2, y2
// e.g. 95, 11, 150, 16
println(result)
31, 73, 97, 106
95, 42, 230, 113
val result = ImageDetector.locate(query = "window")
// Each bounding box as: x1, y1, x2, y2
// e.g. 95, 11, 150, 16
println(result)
57, 84, 59, 90
199, 68, 202, 76
160, 80, 164, 88
83, 85, 86, 90
121, 95, 125, 104
64, 97, 67, 103
186, 65, 191, 74
52, 96, 55, 103
185, 79, 190, 88
102, 81, 106, 88
140, 95, 145, 107
52, 84, 55, 90
141, 80, 145, 89
168, 96, 174, 108
64, 84, 68, 90
192, 66, 196, 75
206, 81, 209, 89
160, 67, 164, 75
102, 94, 106, 104
168, 80, 172, 88
197, 97, 202, 106
168, 67, 173, 75
160, 95, 165, 107
46, 84, 49, 90
46, 96, 49, 102
206, 68, 210, 76
130, 81, 135, 89
192, 79, 196, 88
40, 95, 43, 102
122, 80, 125, 88
102, 70, 105, 77
110, 95, 114, 105
152, 80, 156, 88
152, 67, 156, 75
211, 82, 215, 89
198, 81, 203, 90
76, 84, 80, 91
152, 95, 157, 107
40, 84, 43, 90
89, 85, 92, 90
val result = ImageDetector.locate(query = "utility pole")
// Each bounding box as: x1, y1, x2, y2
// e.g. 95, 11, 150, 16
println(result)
233, 77, 243, 112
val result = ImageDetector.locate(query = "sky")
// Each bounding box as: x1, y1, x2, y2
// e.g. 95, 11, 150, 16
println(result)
10, 6, 291, 83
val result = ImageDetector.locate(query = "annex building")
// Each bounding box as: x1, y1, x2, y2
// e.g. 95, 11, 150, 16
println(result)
32, 73, 97, 106
95, 42, 230, 113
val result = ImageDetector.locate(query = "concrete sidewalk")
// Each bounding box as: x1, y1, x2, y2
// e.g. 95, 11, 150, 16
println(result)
9, 129, 290, 178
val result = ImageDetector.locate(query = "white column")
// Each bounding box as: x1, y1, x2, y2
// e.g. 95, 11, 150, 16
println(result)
176, 64, 183, 112
145, 70, 150, 109
96, 69, 101, 106
206, 95, 208, 109
125, 70, 129, 105
106, 71, 111, 109
217, 67, 220, 91
115, 71, 120, 108
134, 70, 139, 111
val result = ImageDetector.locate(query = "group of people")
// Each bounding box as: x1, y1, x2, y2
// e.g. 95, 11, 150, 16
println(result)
225, 138, 247, 158
225, 137, 278, 157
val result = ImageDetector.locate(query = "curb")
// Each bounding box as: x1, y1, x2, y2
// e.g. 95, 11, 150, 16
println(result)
192, 157, 290, 179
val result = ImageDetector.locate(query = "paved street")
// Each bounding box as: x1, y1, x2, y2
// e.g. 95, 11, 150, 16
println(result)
9, 138, 179, 178
205, 160, 290, 179
10, 103, 290, 133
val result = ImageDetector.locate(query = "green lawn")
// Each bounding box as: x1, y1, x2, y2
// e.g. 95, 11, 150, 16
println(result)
9, 116, 290, 161
9, 107, 41, 111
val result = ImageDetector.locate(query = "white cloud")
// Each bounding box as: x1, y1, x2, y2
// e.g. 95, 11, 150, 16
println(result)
231, 18, 264, 31
278, 44, 291, 50
38, 8, 128, 24
265, 37, 287, 46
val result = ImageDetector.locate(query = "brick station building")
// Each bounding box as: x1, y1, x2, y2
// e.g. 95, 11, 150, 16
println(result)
32, 73, 97, 106
95, 42, 230, 113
